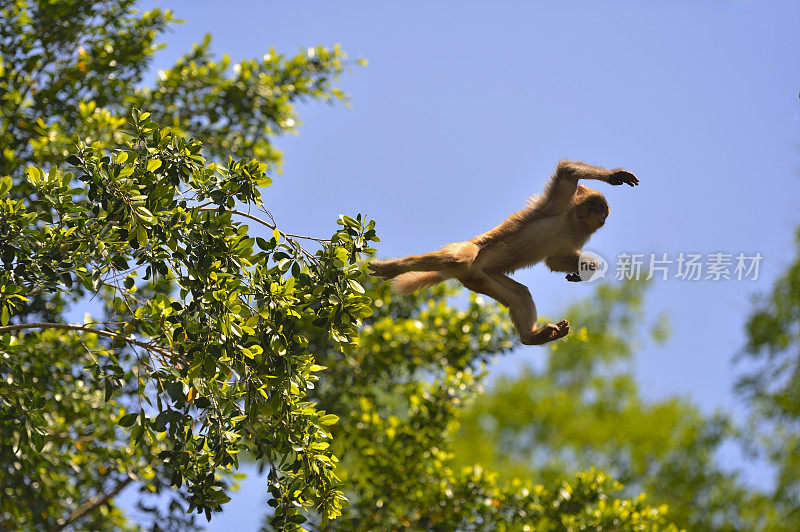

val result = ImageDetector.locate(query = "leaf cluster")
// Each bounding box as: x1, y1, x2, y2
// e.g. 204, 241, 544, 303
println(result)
1, 110, 377, 529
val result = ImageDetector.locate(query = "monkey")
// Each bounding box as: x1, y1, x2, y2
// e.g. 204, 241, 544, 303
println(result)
368, 160, 638, 345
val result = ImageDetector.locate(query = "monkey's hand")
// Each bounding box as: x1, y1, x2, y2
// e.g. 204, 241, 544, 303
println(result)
565, 273, 582, 282
607, 169, 639, 187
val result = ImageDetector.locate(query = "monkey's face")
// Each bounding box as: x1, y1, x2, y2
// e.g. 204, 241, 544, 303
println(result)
576, 194, 609, 232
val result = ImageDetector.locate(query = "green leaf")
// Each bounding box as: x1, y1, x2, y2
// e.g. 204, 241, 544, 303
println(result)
288, 514, 307, 524
25, 166, 43, 186
104, 379, 114, 402
135, 206, 156, 224
340, 214, 359, 228
348, 279, 365, 294
30, 431, 45, 452
0, 175, 11, 196
146, 159, 162, 172
118, 165, 135, 178
319, 414, 339, 426
119, 413, 138, 427
136, 226, 148, 247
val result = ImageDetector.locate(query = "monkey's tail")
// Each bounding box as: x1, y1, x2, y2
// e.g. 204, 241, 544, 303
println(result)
391, 271, 446, 295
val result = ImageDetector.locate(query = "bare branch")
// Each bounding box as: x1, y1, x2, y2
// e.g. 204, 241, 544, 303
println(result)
0, 322, 174, 357
51, 474, 134, 532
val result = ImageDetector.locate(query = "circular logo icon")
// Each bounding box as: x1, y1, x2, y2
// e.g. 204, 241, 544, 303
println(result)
577, 250, 608, 282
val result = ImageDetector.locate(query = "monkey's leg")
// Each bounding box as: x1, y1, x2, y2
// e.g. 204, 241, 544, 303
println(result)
493, 274, 570, 345
369, 242, 478, 279
462, 272, 569, 345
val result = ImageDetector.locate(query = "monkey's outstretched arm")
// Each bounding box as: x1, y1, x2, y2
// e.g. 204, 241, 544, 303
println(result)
533, 161, 637, 216
546, 253, 586, 282
533, 162, 581, 215
563, 160, 639, 187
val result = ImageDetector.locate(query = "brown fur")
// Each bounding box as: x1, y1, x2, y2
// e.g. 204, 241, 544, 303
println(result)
392, 271, 444, 295
369, 160, 638, 345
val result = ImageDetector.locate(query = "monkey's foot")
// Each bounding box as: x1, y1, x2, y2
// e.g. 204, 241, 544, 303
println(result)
523, 320, 570, 345
368, 260, 400, 279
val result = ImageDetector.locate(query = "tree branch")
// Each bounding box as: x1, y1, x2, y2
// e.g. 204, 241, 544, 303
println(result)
51, 474, 134, 532
0, 322, 173, 357
197, 207, 330, 243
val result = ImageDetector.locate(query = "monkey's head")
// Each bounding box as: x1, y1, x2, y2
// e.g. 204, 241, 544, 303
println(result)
574, 188, 609, 233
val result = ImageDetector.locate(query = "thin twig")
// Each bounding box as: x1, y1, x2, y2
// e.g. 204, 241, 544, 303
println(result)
196, 206, 324, 264
198, 206, 274, 229
196, 207, 330, 243
25, 286, 43, 298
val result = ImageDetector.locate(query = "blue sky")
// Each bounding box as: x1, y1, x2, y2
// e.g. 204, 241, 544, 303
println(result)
127, 1, 800, 528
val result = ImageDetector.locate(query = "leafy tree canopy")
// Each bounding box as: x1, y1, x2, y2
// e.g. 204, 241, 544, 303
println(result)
1, 1, 686, 530
2, 1, 372, 528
